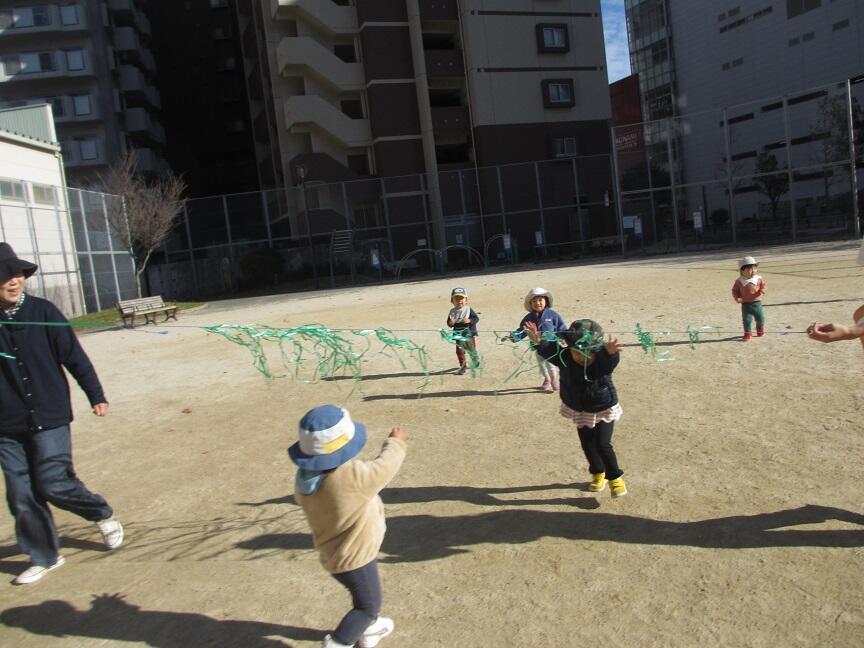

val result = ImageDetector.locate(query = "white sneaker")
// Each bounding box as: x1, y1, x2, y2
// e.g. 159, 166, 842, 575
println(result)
358, 617, 395, 648
97, 517, 124, 549
321, 635, 353, 648
14, 556, 65, 585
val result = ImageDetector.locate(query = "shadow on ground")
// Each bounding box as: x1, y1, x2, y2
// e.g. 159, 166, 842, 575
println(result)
237, 504, 864, 563
0, 593, 320, 647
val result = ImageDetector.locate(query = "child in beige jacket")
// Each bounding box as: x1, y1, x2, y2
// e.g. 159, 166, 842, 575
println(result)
290, 404, 407, 648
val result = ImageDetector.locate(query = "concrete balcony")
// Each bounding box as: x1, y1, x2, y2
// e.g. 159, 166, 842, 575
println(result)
118, 65, 158, 108
284, 95, 371, 148
125, 106, 151, 132
425, 50, 463, 78
113, 26, 141, 52
271, 0, 358, 35
277, 37, 364, 92
420, 0, 458, 20
431, 106, 468, 139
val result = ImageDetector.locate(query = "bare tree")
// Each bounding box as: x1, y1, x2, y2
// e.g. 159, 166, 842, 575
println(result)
753, 152, 789, 220
100, 151, 186, 298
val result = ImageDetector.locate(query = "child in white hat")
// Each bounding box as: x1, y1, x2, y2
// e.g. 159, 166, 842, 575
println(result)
289, 405, 407, 648
513, 287, 567, 391
731, 256, 767, 341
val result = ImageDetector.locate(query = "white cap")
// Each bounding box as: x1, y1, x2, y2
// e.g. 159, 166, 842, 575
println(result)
738, 256, 758, 269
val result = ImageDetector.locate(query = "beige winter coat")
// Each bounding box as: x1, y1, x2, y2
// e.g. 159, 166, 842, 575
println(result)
295, 437, 407, 573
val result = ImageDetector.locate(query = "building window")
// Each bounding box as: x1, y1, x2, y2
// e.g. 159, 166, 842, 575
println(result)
802, 31, 815, 41
0, 179, 25, 202
209, 0, 228, 7
72, 94, 91, 115
536, 24, 569, 53
789, 36, 800, 46
732, 57, 744, 67
78, 138, 98, 160
542, 79, 575, 108
1, 55, 21, 75
31, 183, 56, 205
0, 10, 13, 29
12, 6, 51, 28
38, 52, 55, 71
551, 137, 577, 158
60, 5, 80, 26
787, 0, 821, 19
212, 25, 232, 39
832, 19, 849, 31
65, 49, 85, 71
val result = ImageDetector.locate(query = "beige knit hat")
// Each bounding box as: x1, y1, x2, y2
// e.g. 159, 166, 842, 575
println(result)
523, 287, 553, 311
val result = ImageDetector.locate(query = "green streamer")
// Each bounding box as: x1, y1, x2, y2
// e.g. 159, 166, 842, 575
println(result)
633, 323, 674, 362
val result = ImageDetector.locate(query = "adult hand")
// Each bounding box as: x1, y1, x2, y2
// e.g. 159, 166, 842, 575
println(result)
806, 322, 860, 343
92, 402, 109, 416
605, 335, 624, 354
389, 426, 407, 440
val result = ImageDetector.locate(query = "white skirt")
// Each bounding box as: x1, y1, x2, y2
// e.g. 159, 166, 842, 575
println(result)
559, 402, 623, 429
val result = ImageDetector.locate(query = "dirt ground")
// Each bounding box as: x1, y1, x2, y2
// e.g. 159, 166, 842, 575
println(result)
0, 241, 862, 648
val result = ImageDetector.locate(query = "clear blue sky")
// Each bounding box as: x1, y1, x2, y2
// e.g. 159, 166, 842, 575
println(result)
601, 0, 632, 83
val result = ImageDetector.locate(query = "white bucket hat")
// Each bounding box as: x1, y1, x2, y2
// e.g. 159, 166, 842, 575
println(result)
738, 256, 758, 269
289, 405, 367, 472
524, 287, 553, 311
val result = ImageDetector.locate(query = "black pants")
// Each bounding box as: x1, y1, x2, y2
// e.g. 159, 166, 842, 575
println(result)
577, 420, 623, 480
331, 559, 382, 645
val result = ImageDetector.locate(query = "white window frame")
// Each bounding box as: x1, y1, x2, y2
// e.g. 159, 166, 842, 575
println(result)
0, 178, 26, 202
543, 27, 566, 48
548, 82, 572, 104
60, 4, 80, 26
65, 49, 85, 72
78, 138, 98, 161
31, 183, 56, 205
72, 94, 92, 116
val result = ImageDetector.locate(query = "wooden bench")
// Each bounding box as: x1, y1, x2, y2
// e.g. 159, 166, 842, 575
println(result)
117, 296, 178, 328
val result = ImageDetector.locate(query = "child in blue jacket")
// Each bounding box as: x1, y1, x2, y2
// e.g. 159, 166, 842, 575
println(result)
514, 287, 567, 391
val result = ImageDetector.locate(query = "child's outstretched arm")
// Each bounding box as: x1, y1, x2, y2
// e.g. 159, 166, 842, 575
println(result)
605, 335, 624, 354
350, 428, 408, 495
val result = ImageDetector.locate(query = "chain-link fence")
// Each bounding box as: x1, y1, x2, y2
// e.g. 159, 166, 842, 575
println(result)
0, 181, 84, 316
614, 78, 864, 253
7, 79, 864, 310
147, 153, 620, 299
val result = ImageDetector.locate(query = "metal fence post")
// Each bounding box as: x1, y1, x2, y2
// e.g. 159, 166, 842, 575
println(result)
846, 79, 861, 239
571, 157, 585, 245
722, 108, 738, 243
782, 96, 797, 242
100, 193, 122, 300
609, 124, 626, 254
182, 203, 199, 297
666, 118, 681, 251
77, 190, 101, 311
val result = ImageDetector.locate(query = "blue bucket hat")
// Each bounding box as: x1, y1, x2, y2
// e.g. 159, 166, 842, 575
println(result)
288, 405, 367, 472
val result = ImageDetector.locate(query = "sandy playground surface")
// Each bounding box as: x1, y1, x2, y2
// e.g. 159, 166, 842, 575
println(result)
0, 241, 862, 648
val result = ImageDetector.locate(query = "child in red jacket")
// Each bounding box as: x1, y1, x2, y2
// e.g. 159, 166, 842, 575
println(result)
731, 255, 766, 341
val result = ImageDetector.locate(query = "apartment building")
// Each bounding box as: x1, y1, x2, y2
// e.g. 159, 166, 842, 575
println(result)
237, 0, 612, 186
147, 0, 259, 197
0, 0, 167, 187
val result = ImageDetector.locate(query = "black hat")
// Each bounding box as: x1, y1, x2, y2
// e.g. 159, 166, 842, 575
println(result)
563, 319, 605, 352
0, 243, 38, 284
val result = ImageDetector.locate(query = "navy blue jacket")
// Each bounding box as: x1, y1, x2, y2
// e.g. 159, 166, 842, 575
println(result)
0, 295, 105, 434
514, 308, 567, 341
447, 308, 479, 337
537, 341, 620, 413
